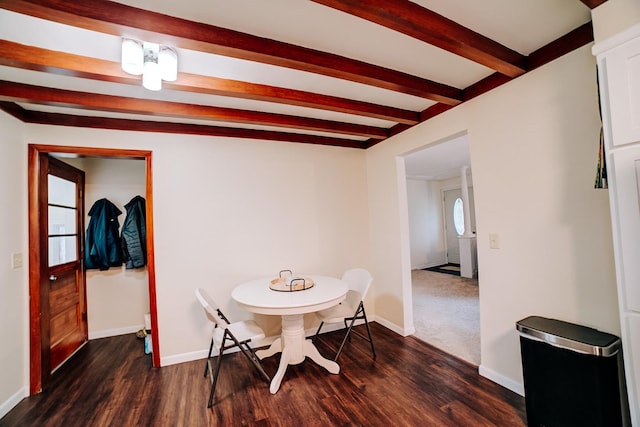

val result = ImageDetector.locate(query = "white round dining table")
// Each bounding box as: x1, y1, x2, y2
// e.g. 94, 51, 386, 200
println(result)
232, 275, 348, 394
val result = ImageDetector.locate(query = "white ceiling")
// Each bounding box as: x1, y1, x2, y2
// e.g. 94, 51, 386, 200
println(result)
0, 1, 595, 147
403, 134, 470, 180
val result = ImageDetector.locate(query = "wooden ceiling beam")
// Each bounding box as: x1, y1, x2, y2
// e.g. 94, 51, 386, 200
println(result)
463, 73, 512, 101
0, 0, 462, 104
0, 2, 598, 148
367, 21, 596, 148
3, 107, 365, 148
311, 0, 526, 77
0, 80, 388, 139
0, 40, 419, 125
526, 22, 594, 71
462, 22, 594, 100
0, 100, 32, 121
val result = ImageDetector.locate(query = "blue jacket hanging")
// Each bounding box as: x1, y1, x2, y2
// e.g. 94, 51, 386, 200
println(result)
85, 198, 123, 270
121, 195, 147, 269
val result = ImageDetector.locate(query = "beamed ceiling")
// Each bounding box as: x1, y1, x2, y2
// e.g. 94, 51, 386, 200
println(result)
0, 0, 605, 149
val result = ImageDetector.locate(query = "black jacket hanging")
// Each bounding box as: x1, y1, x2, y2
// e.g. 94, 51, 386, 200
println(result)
85, 198, 123, 270
121, 195, 147, 269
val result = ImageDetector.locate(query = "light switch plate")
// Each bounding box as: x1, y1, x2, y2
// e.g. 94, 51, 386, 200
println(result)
11, 253, 23, 269
489, 233, 500, 249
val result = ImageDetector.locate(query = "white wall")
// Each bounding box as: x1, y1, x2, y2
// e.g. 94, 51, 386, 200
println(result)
592, 0, 640, 43
17, 128, 369, 366
0, 113, 368, 416
366, 44, 620, 393
0, 112, 28, 418
406, 179, 444, 269
65, 157, 149, 338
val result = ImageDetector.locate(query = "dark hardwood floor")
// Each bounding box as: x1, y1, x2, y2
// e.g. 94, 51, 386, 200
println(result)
0, 323, 526, 426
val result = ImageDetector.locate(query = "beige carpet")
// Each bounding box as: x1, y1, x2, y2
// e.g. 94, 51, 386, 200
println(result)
411, 269, 480, 365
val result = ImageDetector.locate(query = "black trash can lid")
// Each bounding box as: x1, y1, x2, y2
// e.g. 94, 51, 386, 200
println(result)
516, 316, 620, 357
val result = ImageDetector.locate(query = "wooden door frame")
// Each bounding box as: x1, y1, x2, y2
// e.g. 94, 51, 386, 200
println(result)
28, 144, 160, 394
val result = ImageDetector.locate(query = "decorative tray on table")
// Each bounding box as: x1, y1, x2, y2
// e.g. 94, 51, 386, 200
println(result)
269, 270, 315, 292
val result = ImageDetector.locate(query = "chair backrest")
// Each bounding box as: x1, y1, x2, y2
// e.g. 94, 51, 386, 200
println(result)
341, 268, 372, 308
195, 288, 229, 329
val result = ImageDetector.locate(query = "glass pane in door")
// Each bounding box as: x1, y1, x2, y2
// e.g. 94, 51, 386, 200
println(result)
48, 206, 77, 235
48, 175, 76, 207
48, 174, 78, 267
48, 236, 77, 266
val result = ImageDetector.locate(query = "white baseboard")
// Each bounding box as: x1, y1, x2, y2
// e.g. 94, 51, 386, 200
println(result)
160, 321, 362, 366
371, 315, 413, 336
161, 349, 210, 367
89, 324, 144, 340
404, 324, 416, 336
0, 386, 28, 419
478, 364, 524, 396
412, 262, 447, 270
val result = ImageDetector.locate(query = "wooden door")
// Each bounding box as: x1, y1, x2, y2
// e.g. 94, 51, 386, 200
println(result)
42, 155, 87, 374
443, 188, 462, 264
443, 187, 476, 264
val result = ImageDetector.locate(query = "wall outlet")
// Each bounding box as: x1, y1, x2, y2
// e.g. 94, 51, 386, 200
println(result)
11, 252, 23, 269
489, 233, 500, 249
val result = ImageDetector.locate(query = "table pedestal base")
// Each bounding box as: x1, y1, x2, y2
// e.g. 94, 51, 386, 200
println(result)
256, 313, 339, 394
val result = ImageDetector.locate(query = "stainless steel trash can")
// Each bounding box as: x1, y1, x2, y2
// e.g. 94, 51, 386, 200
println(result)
516, 316, 630, 427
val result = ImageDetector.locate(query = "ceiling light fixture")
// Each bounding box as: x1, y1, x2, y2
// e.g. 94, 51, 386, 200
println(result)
121, 38, 177, 91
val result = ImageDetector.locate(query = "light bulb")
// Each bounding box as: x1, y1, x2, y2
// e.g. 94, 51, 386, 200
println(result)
121, 39, 143, 76
159, 46, 178, 82
142, 43, 161, 91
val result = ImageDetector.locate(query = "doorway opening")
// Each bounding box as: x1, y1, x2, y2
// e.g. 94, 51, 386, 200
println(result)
401, 133, 480, 365
28, 144, 159, 394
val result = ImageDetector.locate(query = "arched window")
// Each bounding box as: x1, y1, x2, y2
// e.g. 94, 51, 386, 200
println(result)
453, 197, 465, 235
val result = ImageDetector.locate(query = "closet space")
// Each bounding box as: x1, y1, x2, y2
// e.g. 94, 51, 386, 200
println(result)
63, 156, 150, 346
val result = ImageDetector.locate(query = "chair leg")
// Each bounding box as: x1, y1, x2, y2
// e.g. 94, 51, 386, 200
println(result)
334, 303, 376, 361
205, 330, 272, 408
360, 305, 376, 359
348, 304, 376, 359
225, 331, 270, 384
312, 321, 325, 343
207, 340, 226, 408
238, 342, 271, 383
204, 337, 215, 378
334, 313, 359, 362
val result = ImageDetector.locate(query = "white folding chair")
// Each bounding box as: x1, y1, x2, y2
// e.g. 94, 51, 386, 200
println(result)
313, 268, 376, 361
194, 288, 270, 408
